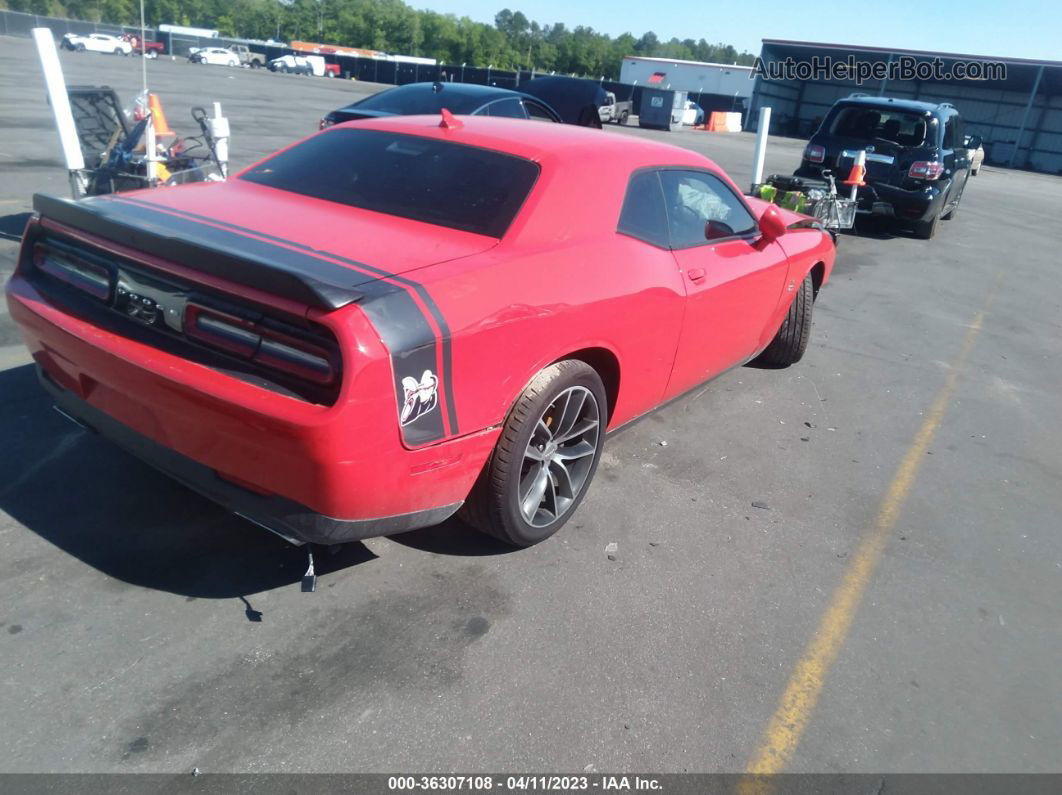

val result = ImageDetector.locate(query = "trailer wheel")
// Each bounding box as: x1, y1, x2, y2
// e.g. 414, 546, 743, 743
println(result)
619, 109, 629, 125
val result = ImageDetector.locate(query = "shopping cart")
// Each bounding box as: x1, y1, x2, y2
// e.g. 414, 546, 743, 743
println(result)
754, 171, 856, 234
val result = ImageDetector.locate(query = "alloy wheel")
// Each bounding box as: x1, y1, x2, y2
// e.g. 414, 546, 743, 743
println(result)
518, 385, 600, 528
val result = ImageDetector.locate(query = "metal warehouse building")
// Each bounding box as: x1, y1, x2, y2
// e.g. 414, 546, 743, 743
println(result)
749, 39, 1062, 174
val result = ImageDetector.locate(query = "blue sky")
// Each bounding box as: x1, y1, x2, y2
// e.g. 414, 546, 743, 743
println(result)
411, 0, 1061, 62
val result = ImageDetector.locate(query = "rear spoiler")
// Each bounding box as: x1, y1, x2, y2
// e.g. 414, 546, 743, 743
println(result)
32, 193, 366, 311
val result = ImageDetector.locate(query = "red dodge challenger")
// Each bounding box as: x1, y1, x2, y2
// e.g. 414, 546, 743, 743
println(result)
6, 115, 834, 547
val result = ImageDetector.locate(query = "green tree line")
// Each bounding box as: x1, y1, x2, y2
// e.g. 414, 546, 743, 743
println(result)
1, 0, 755, 78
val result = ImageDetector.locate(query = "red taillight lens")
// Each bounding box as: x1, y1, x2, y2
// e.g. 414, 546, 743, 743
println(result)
908, 161, 944, 180
185, 304, 259, 357
184, 303, 337, 385
33, 243, 112, 300
805, 144, 825, 164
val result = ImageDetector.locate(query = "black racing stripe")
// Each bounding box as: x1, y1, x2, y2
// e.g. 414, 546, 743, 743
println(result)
115, 195, 462, 437
387, 276, 460, 438
33, 193, 365, 310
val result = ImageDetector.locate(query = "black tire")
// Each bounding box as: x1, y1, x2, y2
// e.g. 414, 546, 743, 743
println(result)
76, 43, 86, 52
912, 213, 939, 239
462, 360, 607, 547
942, 202, 957, 221
756, 274, 814, 367
619, 109, 629, 125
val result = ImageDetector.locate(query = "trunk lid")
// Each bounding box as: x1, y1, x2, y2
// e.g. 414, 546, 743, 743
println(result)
125, 179, 499, 285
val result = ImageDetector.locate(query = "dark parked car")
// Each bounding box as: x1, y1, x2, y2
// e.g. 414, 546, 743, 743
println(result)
795, 95, 979, 239
320, 82, 562, 129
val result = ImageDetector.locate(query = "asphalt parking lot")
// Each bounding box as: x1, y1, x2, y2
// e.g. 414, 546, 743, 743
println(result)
1, 35, 1060, 774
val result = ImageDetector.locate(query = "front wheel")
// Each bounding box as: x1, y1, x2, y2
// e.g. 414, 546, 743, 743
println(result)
462, 360, 606, 547
755, 273, 814, 367
76, 43, 86, 52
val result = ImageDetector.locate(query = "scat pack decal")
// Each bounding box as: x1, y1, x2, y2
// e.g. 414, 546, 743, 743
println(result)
399, 370, 439, 426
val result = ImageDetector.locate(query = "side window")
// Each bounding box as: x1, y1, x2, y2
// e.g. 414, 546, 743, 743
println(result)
524, 100, 557, 122
942, 118, 955, 149
487, 99, 528, 119
617, 170, 669, 248
659, 170, 758, 248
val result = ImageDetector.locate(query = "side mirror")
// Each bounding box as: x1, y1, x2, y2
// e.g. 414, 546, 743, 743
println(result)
758, 204, 788, 244
967, 134, 982, 149
704, 219, 735, 240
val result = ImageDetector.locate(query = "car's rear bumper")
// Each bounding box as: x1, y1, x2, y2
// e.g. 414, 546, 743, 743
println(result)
42, 368, 462, 545
6, 271, 497, 543
795, 166, 947, 221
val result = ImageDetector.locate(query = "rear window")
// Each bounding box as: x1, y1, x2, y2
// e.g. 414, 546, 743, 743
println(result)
241, 128, 539, 238
830, 106, 931, 147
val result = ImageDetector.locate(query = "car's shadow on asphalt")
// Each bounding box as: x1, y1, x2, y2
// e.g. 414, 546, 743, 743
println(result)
0, 363, 380, 598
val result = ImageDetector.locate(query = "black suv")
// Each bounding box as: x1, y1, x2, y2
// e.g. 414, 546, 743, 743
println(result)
795, 95, 980, 239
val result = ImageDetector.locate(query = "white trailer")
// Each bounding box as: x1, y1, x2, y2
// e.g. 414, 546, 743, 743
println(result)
619, 56, 755, 99
159, 24, 219, 39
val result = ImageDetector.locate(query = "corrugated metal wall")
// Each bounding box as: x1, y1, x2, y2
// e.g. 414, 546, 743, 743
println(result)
749, 43, 1062, 175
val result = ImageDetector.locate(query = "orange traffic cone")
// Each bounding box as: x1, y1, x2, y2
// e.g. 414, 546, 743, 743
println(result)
843, 152, 866, 186
148, 93, 175, 138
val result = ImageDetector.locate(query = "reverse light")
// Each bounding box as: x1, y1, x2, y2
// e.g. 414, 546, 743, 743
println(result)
32, 243, 112, 300
908, 161, 944, 180
805, 144, 825, 164
184, 303, 337, 385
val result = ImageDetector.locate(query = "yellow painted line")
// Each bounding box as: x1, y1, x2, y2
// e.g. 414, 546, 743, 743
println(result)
743, 273, 1003, 783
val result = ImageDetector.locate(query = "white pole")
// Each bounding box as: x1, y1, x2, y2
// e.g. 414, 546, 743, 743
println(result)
144, 112, 157, 184
750, 105, 771, 191
32, 27, 85, 196
140, 0, 148, 94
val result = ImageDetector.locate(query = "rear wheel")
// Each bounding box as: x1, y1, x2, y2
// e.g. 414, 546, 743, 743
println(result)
619, 109, 629, 125
756, 274, 814, 367
76, 43, 86, 52
462, 360, 606, 547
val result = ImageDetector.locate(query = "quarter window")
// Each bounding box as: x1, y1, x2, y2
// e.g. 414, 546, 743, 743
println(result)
486, 98, 528, 119
617, 170, 669, 248
524, 100, 557, 122
659, 170, 758, 248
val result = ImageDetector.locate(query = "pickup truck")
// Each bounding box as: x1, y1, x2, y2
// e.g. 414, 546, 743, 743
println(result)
229, 44, 266, 69
61, 33, 132, 56
121, 33, 165, 58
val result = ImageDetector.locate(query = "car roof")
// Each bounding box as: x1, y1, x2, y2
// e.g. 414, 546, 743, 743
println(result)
330, 113, 716, 171
834, 96, 955, 116
339, 82, 537, 114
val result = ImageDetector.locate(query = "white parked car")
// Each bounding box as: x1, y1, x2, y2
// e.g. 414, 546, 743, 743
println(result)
61, 33, 132, 55
965, 133, 985, 176
189, 47, 240, 67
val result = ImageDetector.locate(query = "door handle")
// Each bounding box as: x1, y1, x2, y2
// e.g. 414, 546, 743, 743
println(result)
687, 267, 706, 282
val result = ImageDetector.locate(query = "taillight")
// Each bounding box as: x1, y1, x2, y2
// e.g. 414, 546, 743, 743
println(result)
805, 144, 825, 164
908, 161, 944, 180
184, 303, 337, 385
33, 243, 112, 301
